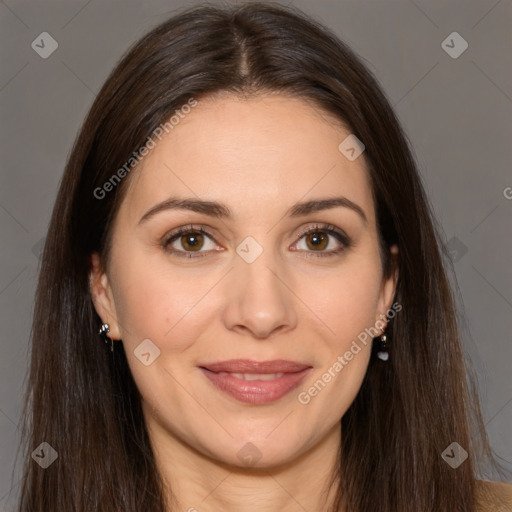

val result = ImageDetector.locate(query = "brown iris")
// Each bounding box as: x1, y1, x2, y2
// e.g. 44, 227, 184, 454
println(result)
305, 230, 328, 251
180, 232, 204, 251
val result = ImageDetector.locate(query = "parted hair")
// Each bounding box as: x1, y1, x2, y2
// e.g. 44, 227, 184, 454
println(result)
17, 2, 499, 511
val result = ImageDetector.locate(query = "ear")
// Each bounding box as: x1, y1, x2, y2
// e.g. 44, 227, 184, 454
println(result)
375, 244, 399, 335
88, 252, 121, 340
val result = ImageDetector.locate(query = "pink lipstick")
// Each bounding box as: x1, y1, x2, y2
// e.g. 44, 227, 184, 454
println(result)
199, 359, 312, 404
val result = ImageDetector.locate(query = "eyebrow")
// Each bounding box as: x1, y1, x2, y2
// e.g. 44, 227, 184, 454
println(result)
138, 196, 367, 225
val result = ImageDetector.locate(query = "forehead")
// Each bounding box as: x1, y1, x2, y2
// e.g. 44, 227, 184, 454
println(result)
119, 93, 375, 227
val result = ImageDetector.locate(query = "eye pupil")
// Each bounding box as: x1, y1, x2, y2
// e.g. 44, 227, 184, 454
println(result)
182, 232, 203, 251
307, 231, 328, 250
166, 225, 345, 258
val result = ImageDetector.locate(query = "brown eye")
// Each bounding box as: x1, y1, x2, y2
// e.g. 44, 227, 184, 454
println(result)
164, 226, 218, 257
179, 232, 204, 251
305, 231, 329, 251
293, 224, 352, 257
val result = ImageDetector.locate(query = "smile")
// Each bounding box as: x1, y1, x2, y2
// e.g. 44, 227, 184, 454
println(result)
198, 360, 312, 404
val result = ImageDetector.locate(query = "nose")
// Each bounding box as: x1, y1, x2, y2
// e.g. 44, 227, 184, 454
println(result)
221, 250, 298, 339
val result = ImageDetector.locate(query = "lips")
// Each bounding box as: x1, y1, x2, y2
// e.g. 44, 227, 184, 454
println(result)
200, 359, 311, 373
199, 359, 312, 404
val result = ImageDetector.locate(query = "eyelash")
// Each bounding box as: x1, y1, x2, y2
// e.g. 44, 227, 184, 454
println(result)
162, 223, 352, 259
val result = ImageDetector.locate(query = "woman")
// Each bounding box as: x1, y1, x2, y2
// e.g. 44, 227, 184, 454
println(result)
17, 2, 511, 511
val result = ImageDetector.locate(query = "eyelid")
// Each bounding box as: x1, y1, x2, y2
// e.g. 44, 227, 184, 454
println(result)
162, 222, 351, 258
163, 223, 217, 242
294, 223, 346, 241
291, 223, 351, 257
162, 224, 221, 258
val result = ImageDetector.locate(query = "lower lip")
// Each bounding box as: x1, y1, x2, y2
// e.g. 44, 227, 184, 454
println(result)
199, 368, 312, 404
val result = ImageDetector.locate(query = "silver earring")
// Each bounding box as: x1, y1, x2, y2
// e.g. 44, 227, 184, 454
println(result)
377, 333, 389, 361
98, 323, 114, 352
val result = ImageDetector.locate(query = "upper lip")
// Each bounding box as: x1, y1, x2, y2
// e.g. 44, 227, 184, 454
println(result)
200, 359, 311, 374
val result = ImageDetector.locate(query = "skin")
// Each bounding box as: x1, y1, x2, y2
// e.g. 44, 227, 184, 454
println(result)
89, 92, 399, 512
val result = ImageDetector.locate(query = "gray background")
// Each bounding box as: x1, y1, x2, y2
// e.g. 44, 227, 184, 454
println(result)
1, 0, 511, 508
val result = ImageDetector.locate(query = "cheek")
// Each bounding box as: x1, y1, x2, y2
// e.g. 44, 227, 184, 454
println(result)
311, 259, 383, 345
110, 252, 209, 351
295, 255, 382, 410
109, 256, 208, 415
111, 238, 383, 353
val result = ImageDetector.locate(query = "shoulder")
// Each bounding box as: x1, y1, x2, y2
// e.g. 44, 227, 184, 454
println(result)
475, 480, 512, 512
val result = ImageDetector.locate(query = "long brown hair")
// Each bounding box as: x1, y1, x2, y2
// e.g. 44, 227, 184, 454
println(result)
17, 2, 501, 511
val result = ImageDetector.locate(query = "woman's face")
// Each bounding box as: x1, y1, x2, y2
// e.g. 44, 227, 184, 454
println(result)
90, 93, 398, 468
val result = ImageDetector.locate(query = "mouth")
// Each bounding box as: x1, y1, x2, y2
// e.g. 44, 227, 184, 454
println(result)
198, 359, 312, 405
